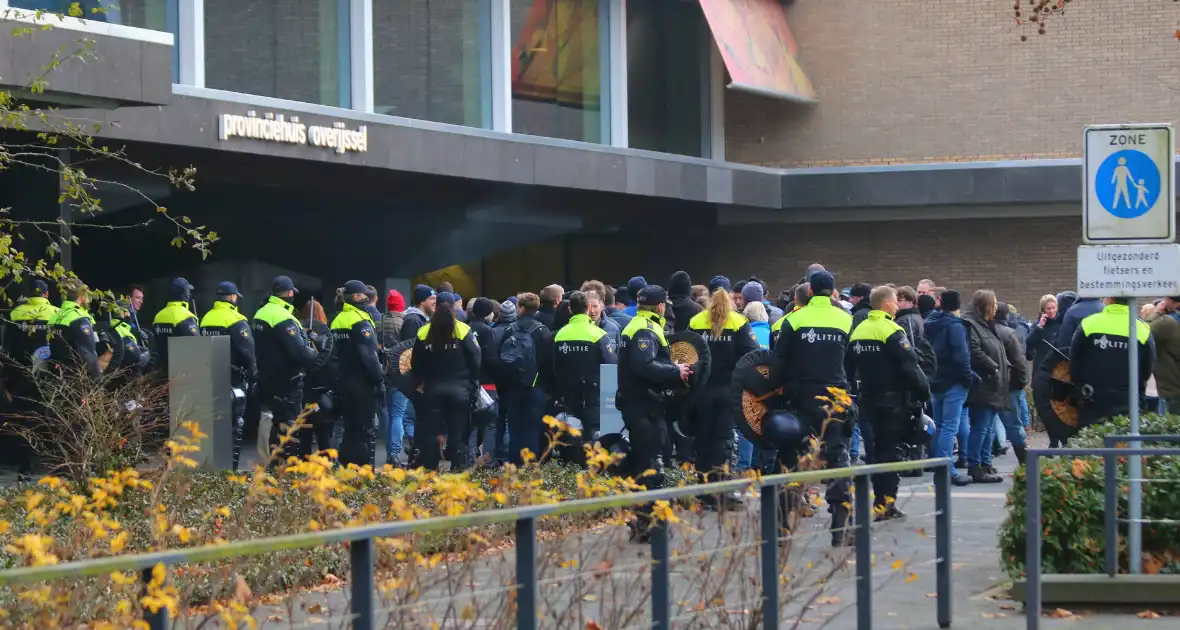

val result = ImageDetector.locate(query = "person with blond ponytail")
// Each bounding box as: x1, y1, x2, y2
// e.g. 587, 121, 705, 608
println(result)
687, 288, 761, 510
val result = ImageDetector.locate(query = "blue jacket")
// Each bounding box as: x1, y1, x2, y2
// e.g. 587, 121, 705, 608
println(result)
750, 321, 771, 349
1055, 298, 1104, 351
926, 310, 979, 393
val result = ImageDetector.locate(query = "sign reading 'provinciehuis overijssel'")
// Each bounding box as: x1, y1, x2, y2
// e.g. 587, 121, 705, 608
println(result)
217, 111, 368, 155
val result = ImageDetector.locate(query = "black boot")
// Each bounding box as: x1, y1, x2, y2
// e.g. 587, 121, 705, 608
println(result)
701, 491, 744, 512
1013, 445, 1027, 465
968, 465, 1003, 483
830, 504, 854, 548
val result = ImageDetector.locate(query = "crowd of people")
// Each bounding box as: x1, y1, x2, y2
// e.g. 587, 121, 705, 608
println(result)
0, 263, 1166, 545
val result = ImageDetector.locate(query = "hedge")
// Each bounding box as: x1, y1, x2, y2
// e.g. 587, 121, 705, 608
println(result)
999, 414, 1180, 577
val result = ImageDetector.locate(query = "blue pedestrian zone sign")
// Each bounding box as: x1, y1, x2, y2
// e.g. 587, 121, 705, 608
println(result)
1083, 124, 1175, 244
1094, 150, 1161, 219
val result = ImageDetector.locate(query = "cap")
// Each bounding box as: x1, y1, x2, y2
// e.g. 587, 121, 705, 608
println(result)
940, 290, 962, 312
386, 289, 406, 312
808, 271, 836, 293
850, 283, 873, 299
637, 285, 668, 306
627, 276, 648, 300
437, 292, 457, 307
31, 279, 49, 294
499, 299, 518, 322
215, 281, 242, 297
342, 279, 368, 294
412, 284, 435, 305
708, 275, 731, 294
741, 282, 765, 304
472, 297, 497, 319
840, 287, 852, 299
271, 275, 297, 294
170, 277, 194, 300
363, 285, 376, 297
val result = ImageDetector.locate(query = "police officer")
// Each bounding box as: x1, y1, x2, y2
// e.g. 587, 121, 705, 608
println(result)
410, 291, 480, 470
617, 285, 691, 542
846, 286, 930, 520
553, 291, 617, 447
773, 270, 855, 547
4, 279, 59, 479
688, 288, 760, 509
7, 279, 59, 367
253, 276, 318, 459
110, 299, 148, 378
201, 281, 257, 470
47, 279, 100, 381
150, 278, 200, 377
331, 280, 384, 467
1069, 297, 1155, 426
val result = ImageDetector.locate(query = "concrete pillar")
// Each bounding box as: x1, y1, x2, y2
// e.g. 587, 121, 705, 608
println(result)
168, 335, 234, 470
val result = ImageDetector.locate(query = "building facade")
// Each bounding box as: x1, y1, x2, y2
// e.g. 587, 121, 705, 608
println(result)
1, 0, 1177, 313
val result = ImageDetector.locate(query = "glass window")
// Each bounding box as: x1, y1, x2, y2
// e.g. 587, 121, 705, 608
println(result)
509, 0, 606, 143
373, 0, 491, 128
626, 0, 706, 157
11, 0, 168, 30
205, 0, 351, 108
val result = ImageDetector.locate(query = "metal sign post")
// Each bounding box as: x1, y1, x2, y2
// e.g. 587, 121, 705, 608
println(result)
1082, 122, 1175, 574
1126, 295, 1142, 573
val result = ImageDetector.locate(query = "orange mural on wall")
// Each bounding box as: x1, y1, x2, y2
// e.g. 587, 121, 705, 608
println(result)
699, 0, 816, 103
512, 0, 601, 109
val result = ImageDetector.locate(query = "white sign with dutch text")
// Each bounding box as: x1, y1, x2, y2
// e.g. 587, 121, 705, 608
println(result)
1077, 244, 1180, 298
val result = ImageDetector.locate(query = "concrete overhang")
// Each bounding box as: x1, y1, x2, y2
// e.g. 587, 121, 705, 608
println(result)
62, 85, 786, 210
0, 10, 172, 109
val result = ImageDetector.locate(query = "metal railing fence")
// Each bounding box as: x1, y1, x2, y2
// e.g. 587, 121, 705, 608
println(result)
1025, 444, 1180, 630
0, 458, 954, 630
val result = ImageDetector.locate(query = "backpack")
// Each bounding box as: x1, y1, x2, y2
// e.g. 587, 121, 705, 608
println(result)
900, 316, 937, 379
498, 321, 541, 388
913, 336, 938, 379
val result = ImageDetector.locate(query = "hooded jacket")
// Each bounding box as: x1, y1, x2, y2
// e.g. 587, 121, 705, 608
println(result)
995, 320, 1030, 393
668, 271, 703, 333
1055, 297, 1104, 351
925, 310, 978, 393
380, 310, 404, 349
400, 306, 428, 342
850, 300, 872, 331
963, 309, 1011, 410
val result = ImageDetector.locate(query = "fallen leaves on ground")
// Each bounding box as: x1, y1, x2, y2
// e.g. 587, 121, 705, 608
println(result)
816, 596, 841, 605
1138, 610, 1162, 619
307, 603, 326, 614
1045, 608, 1078, 619
925, 593, 937, 599
232, 574, 251, 604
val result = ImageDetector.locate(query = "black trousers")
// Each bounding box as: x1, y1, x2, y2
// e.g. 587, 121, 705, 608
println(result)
265, 381, 305, 462
5, 372, 40, 475
864, 404, 909, 504
337, 380, 377, 468
561, 381, 601, 439
692, 384, 736, 480
417, 382, 472, 470
780, 391, 853, 518
619, 395, 668, 488
231, 392, 246, 471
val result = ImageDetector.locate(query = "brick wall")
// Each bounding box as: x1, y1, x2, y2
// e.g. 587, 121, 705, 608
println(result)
725, 0, 1180, 167
708, 216, 1079, 315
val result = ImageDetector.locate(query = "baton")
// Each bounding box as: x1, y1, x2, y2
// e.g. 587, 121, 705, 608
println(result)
1041, 338, 1070, 361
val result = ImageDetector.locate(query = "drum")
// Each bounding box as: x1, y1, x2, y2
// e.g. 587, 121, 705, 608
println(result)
731, 350, 784, 442
666, 331, 711, 396
388, 339, 420, 400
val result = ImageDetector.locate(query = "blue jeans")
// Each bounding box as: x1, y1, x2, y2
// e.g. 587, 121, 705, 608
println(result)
957, 407, 970, 459
737, 435, 755, 471
998, 390, 1028, 450
384, 390, 414, 460
1017, 391, 1031, 428
504, 386, 546, 466
931, 384, 968, 478
967, 406, 998, 467
850, 422, 862, 462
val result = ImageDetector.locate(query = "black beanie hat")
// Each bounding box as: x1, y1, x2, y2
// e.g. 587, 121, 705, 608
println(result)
940, 290, 961, 312
472, 297, 496, 320
917, 293, 936, 316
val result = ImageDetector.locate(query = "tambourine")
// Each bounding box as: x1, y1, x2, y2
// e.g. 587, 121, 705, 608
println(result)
731, 350, 784, 442
666, 331, 711, 396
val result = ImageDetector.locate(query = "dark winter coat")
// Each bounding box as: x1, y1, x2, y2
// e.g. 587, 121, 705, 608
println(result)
963, 311, 1011, 410
925, 310, 978, 393
850, 300, 872, 331
996, 322, 1030, 392
1055, 298, 1104, 351
895, 307, 925, 343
